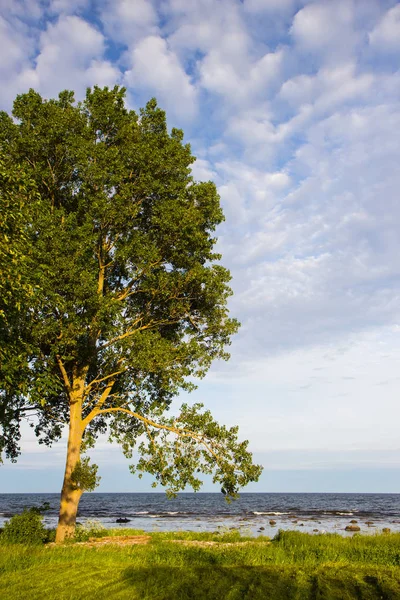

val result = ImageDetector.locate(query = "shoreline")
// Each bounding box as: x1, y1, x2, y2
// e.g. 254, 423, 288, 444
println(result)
1, 491, 399, 536
1, 513, 398, 537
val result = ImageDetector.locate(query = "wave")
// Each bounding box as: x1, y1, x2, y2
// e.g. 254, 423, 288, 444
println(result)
252, 512, 288, 516
125, 511, 199, 519
322, 511, 357, 516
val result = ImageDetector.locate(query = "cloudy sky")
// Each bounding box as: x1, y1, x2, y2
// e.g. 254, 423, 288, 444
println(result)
1, 0, 400, 494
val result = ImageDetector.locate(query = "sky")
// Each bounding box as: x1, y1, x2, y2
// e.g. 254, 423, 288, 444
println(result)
1, 0, 400, 494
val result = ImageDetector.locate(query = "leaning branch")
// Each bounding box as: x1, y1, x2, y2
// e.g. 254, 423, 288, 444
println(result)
56, 355, 72, 395
82, 406, 222, 464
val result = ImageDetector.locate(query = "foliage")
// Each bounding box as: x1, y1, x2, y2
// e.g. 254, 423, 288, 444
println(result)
1, 531, 400, 599
70, 458, 101, 492
74, 519, 107, 542
0, 509, 48, 545
30, 501, 51, 514
0, 154, 38, 311
0, 154, 40, 462
131, 402, 262, 497
0, 85, 262, 507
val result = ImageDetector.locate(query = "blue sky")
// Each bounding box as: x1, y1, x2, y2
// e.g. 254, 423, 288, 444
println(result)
1, 0, 400, 493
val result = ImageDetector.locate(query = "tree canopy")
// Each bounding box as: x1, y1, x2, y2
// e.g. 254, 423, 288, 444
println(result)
0, 153, 39, 461
0, 86, 262, 541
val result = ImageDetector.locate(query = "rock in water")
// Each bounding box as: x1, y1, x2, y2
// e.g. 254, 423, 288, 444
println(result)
345, 525, 360, 532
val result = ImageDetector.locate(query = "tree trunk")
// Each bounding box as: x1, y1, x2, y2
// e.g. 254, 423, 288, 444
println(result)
55, 398, 83, 543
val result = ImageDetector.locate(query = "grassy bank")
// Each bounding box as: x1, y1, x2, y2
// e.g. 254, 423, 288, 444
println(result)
1, 530, 400, 599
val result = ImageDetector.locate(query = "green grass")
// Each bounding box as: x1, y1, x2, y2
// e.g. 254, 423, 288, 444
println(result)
1, 530, 400, 599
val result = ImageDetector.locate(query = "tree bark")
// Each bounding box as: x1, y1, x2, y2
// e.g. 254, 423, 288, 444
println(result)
55, 396, 83, 543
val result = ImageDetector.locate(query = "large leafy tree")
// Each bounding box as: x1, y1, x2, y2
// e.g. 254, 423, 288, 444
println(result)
0, 87, 262, 543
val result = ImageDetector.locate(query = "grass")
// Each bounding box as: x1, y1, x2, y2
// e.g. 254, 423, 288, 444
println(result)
1, 529, 400, 599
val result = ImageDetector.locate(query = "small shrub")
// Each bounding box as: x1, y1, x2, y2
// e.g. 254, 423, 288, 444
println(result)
74, 519, 106, 542
0, 509, 48, 545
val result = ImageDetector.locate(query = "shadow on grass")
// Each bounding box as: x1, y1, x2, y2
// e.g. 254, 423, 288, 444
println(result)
121, 565, 400, 600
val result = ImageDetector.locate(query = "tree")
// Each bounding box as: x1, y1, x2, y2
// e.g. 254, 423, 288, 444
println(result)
0, 86, 262, 543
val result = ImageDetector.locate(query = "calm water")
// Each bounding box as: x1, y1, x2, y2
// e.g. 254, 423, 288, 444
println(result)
1, 493, 400, 536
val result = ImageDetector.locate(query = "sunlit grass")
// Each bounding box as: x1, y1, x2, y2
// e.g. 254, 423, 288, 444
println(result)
1, 530, 400, 599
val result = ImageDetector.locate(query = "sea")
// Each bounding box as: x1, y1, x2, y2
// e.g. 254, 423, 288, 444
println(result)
1, 493, 399, 536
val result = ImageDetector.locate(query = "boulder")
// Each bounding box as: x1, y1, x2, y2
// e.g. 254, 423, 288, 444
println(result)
383, 528, 391, 533
350, 519, 358, 524
269, 520, 276, 526
345, 525, 360, 532
116, 517, 131, 524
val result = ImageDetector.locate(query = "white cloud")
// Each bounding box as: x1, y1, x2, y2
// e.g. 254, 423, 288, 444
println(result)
369, 4, 400, 50
290, 1, 358, 62
85, 60, 122, 88
218, 100, 400, 360
190, 158, 217, 182
215, 161, 290, 227
168, 0, 285, 108
200, 47, 285, 105
124, 35, 197, 120
169, 0, 249, 57
0, 16, 30, 75
0, 0, 43, 20
101, 0, 159, 44
16, 15, 121, 99
279, 63, 374, 113
224, 62, 375, 165
167, 0, 262, 108
0, 14, 38, 108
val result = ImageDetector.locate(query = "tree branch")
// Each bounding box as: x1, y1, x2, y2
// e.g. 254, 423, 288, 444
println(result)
56, 355, 72, 395
82, 379, 116, 427
114, 260, 162, 302
186, 313, 200, 331
82, 406, 222, 464
83, 366, 125, 398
